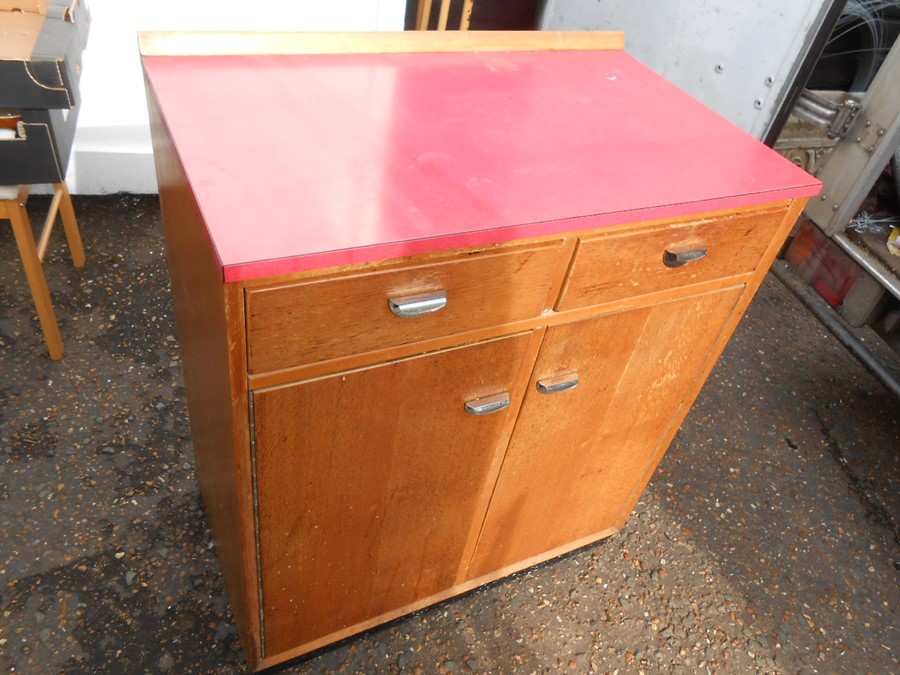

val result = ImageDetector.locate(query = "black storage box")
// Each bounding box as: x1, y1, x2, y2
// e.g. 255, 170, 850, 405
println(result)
0, 105, 79, 184
0, 0, 91, 109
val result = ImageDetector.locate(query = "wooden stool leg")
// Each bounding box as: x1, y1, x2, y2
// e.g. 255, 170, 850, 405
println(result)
8, 199, 64, 359
54, 182, 85, 268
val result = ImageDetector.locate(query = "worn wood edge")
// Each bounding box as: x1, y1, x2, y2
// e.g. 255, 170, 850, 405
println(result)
553, 206, 788, 311
542, 237, 578, 312
242, 239, 566, 293
222, 282, 264, 662
575, 202, 792, 242
138, 30, 625, 57
247, 275, 751, 391
610, 198, 809, 530
453, 327, 548, 585
254, 525, 619, 671
145, 79, 262, 666
237, 202, 791, 291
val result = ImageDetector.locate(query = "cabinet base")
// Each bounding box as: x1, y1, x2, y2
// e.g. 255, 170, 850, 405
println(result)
254, 525, 619, 671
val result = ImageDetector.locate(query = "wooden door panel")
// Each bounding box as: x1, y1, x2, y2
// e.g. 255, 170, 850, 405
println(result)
469, 288, 743, 578
253, 333, 531, 655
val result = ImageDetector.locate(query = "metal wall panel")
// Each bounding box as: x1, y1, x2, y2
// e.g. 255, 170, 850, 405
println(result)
540, 0, 834, 139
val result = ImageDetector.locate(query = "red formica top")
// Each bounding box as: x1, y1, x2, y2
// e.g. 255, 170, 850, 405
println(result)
142, 49, 821, 282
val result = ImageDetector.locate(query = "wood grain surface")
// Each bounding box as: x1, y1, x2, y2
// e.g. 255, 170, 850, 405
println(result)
558, 208, 784, 310
253, 333, 532, 655
610, 198, 810, 530
246, 243, 563, 373
146, 83, 262, 664
468, 287, 743, 578
138, 30, 626, 57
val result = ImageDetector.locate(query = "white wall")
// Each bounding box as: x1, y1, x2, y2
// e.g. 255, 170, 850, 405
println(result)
66, 0, 406, 194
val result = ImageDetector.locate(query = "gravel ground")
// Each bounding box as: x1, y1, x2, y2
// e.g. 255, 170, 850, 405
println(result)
0, 195, 897, 674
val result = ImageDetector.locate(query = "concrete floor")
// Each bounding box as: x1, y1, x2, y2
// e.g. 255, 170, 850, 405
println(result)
1, 195, 897, 674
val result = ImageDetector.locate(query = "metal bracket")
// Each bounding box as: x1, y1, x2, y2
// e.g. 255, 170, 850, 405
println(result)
793, 89, 861, 140
828, 99, 861, 140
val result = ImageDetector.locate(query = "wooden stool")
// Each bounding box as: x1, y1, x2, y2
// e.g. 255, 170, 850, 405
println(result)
416, 0, 475, 30
1, 183, 86, 359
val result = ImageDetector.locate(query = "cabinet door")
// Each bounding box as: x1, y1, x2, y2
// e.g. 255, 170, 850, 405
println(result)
468, 288, 743, 578
252, 333, 531, 656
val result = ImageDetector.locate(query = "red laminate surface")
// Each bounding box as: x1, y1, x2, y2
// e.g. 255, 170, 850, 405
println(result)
143, 50, 820, 282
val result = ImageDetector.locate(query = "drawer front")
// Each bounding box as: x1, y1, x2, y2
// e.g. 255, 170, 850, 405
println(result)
557, 208, 786, 310
246, 242, 563, 373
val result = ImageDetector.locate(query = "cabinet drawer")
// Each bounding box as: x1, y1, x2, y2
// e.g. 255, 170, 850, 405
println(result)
557, 208, 785, 310
246, 242, 564, 373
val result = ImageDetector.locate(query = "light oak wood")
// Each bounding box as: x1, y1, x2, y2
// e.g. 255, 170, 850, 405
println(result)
256, 524, 618, 670
558, 207, 785, 310
152, 191, 803, 670
453, 327, 547, 585
55, 182, 86, 267
138, 30, 626, 57
35, 187, 62, 260
416, 0, 433, 30
253, 333, 532, 656
438, 0, 452, 30
417, 0, 474, 31
467, 287, 743, 578
3, 189, 64, 359
33, 183, 86, 266
610, 197, 811, 530
2, 182, 84, 360
146, 84, 262, 664
235, 202, 790, 292
246, 242, 564, 373
141, 31, 816, 670
247, 274, 751, 392
461, 0, 475, 30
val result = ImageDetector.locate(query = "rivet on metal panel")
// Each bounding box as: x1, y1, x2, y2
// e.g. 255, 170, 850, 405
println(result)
865, 120, 872, 127
877, 129, 885, 136
714, 63, 724, 73
754, 99, 764, 109
820, 194, 828, 201
765, 76, 774, 87
867, 145, 876, 152
855, 137, 862, 143
832, 204, 840, 211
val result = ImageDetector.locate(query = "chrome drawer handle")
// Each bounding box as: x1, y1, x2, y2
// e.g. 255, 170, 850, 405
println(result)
464, 392, 510, 416
663, 248, 708, 268
388, 290, 447, 318
536, 372, 579, 394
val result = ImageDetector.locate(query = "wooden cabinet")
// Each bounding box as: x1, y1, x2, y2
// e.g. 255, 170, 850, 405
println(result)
238, 220, 782, 663
141, 31, 820, 670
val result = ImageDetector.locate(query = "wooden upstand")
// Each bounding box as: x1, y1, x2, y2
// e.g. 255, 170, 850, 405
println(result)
140, 31, 820, 670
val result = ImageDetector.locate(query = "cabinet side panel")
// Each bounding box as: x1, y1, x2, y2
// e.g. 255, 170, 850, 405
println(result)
146, 82, 260, 665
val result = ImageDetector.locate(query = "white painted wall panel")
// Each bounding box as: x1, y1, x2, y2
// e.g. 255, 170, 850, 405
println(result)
65, 0, 405, 194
